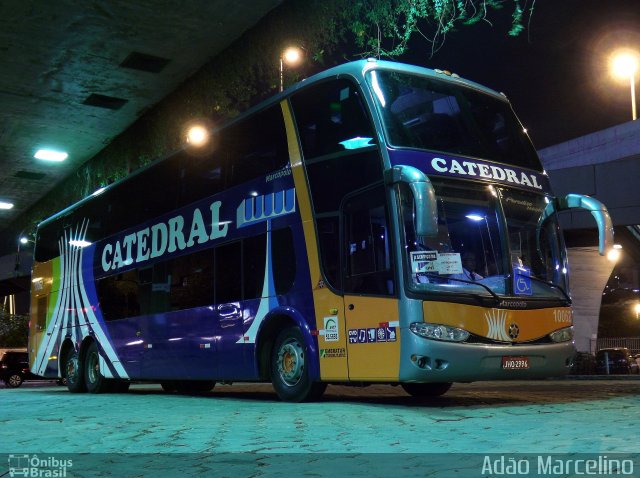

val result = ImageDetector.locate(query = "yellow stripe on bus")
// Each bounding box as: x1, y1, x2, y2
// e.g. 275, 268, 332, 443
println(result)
280, 100, 349, 380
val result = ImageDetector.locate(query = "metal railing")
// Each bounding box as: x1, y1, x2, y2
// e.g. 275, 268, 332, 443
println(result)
596, 337, 640, 355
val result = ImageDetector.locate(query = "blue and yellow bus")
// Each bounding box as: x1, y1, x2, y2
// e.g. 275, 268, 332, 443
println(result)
29, 60, 613, 401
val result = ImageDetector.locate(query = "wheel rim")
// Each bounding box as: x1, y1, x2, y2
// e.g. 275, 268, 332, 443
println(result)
276, 337, 304, 386
8, 374, 21, 387
66, 354, 79, 385
87, 351, 99, 384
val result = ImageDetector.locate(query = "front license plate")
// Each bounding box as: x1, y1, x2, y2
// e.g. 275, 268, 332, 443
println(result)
502, 356, 530, 370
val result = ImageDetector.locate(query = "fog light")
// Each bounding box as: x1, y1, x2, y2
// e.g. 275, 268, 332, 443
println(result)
410, 322, 469, 342
550, 326, 573, 343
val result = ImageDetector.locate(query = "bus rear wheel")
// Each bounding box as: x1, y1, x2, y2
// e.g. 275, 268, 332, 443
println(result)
84, 342, 114, 394
401, 382, 452, 397
270, 326, 326, 402
64, 347, 86, 393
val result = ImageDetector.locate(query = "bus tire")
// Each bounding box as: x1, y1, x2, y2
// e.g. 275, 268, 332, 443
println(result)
64, 347, 86, 393
271, 326, 326, 402
401, 382, 452, 397
84, 342, 113, 394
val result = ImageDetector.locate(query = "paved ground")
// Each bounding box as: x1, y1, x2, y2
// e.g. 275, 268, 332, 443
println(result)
1, 380, 639, 477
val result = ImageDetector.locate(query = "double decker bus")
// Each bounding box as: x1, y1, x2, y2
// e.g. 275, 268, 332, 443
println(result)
28, 59, 613, 401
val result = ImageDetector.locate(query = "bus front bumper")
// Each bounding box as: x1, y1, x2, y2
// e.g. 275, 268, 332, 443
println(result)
400, 334, 575, 383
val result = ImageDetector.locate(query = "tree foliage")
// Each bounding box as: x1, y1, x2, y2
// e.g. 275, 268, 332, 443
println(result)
342, 0, 535, 58
0, 310, 28, 348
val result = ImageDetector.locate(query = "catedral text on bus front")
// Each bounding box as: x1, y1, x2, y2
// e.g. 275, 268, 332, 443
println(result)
28, 59, 613, 401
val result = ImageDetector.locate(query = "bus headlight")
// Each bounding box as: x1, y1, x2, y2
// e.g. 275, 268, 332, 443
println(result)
549, 326, 573, 343
410, 322, 469, 342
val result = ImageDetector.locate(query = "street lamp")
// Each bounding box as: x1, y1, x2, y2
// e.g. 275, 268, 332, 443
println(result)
280, 46, 303, 92
611, 50, 639, 120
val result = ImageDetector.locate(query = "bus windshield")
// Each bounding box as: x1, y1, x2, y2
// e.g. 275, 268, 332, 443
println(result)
367, 69, 541, 171
400, 180, 569, 301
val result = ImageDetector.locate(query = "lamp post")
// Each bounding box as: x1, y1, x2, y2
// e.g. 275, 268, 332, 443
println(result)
611, 51, 639, 121
279, 46, 303, 92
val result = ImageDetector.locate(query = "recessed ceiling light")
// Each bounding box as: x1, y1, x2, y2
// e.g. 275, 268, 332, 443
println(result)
0, 201, 14, 210
35, 149, 68, 162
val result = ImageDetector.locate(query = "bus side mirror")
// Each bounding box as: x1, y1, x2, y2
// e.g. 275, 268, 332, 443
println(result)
540, 194, 613, 256
385, 165, 438, 237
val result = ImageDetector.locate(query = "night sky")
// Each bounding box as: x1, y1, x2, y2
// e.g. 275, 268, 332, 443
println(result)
394, 0, 640, 149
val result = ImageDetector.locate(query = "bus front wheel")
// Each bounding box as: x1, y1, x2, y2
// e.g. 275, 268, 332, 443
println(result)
270, 326, 326, 402
401, 382, 452, 397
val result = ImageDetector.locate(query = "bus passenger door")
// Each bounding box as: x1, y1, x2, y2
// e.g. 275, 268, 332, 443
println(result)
342, 186, 401, 381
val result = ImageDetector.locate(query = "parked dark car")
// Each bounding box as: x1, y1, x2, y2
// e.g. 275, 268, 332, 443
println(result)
570, 351, 597, 375
0, 351, 39, 388
595, 348, 638, 375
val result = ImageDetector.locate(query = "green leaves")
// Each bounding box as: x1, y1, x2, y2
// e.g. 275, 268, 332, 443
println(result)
341, 0, 532, 58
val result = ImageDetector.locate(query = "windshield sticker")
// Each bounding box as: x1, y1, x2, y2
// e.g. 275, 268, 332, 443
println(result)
410, 251, 438, 273
513, 266, 533, 296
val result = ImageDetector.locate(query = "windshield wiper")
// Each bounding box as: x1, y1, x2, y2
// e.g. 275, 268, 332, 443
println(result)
418, 272, 501, 303
516, 274, 572, 304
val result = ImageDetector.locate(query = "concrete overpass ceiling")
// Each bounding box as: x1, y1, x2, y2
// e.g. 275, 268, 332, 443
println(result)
0, 0, 281, 229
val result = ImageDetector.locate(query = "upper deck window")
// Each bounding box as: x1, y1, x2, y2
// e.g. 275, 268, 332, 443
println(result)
366, 70, 542, 171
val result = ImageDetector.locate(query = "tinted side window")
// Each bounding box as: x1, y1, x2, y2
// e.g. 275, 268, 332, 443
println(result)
179, 157, 224, 207
343, 186, 394, 296
291, 79, 382, 290
169, 249, 215, 310
243, 234, 267, 300
215, 241, 242, 303
96, 249, 215, 320
291, 79, 376, 158
272, 227, 296, 295
226, 106, 289, 187
96, 270, 141, 321
305, 150, 382, 214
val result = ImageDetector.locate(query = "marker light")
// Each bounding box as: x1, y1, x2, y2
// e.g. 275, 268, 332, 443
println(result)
0, 202, 14, 210
34, 150, 68, 162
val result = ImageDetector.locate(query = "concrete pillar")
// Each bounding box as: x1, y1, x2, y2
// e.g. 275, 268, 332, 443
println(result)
567, 247, 615, 353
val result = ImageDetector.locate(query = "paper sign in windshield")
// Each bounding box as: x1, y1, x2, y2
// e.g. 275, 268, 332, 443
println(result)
410, 251, 463, 275
437, 253, 463, 274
